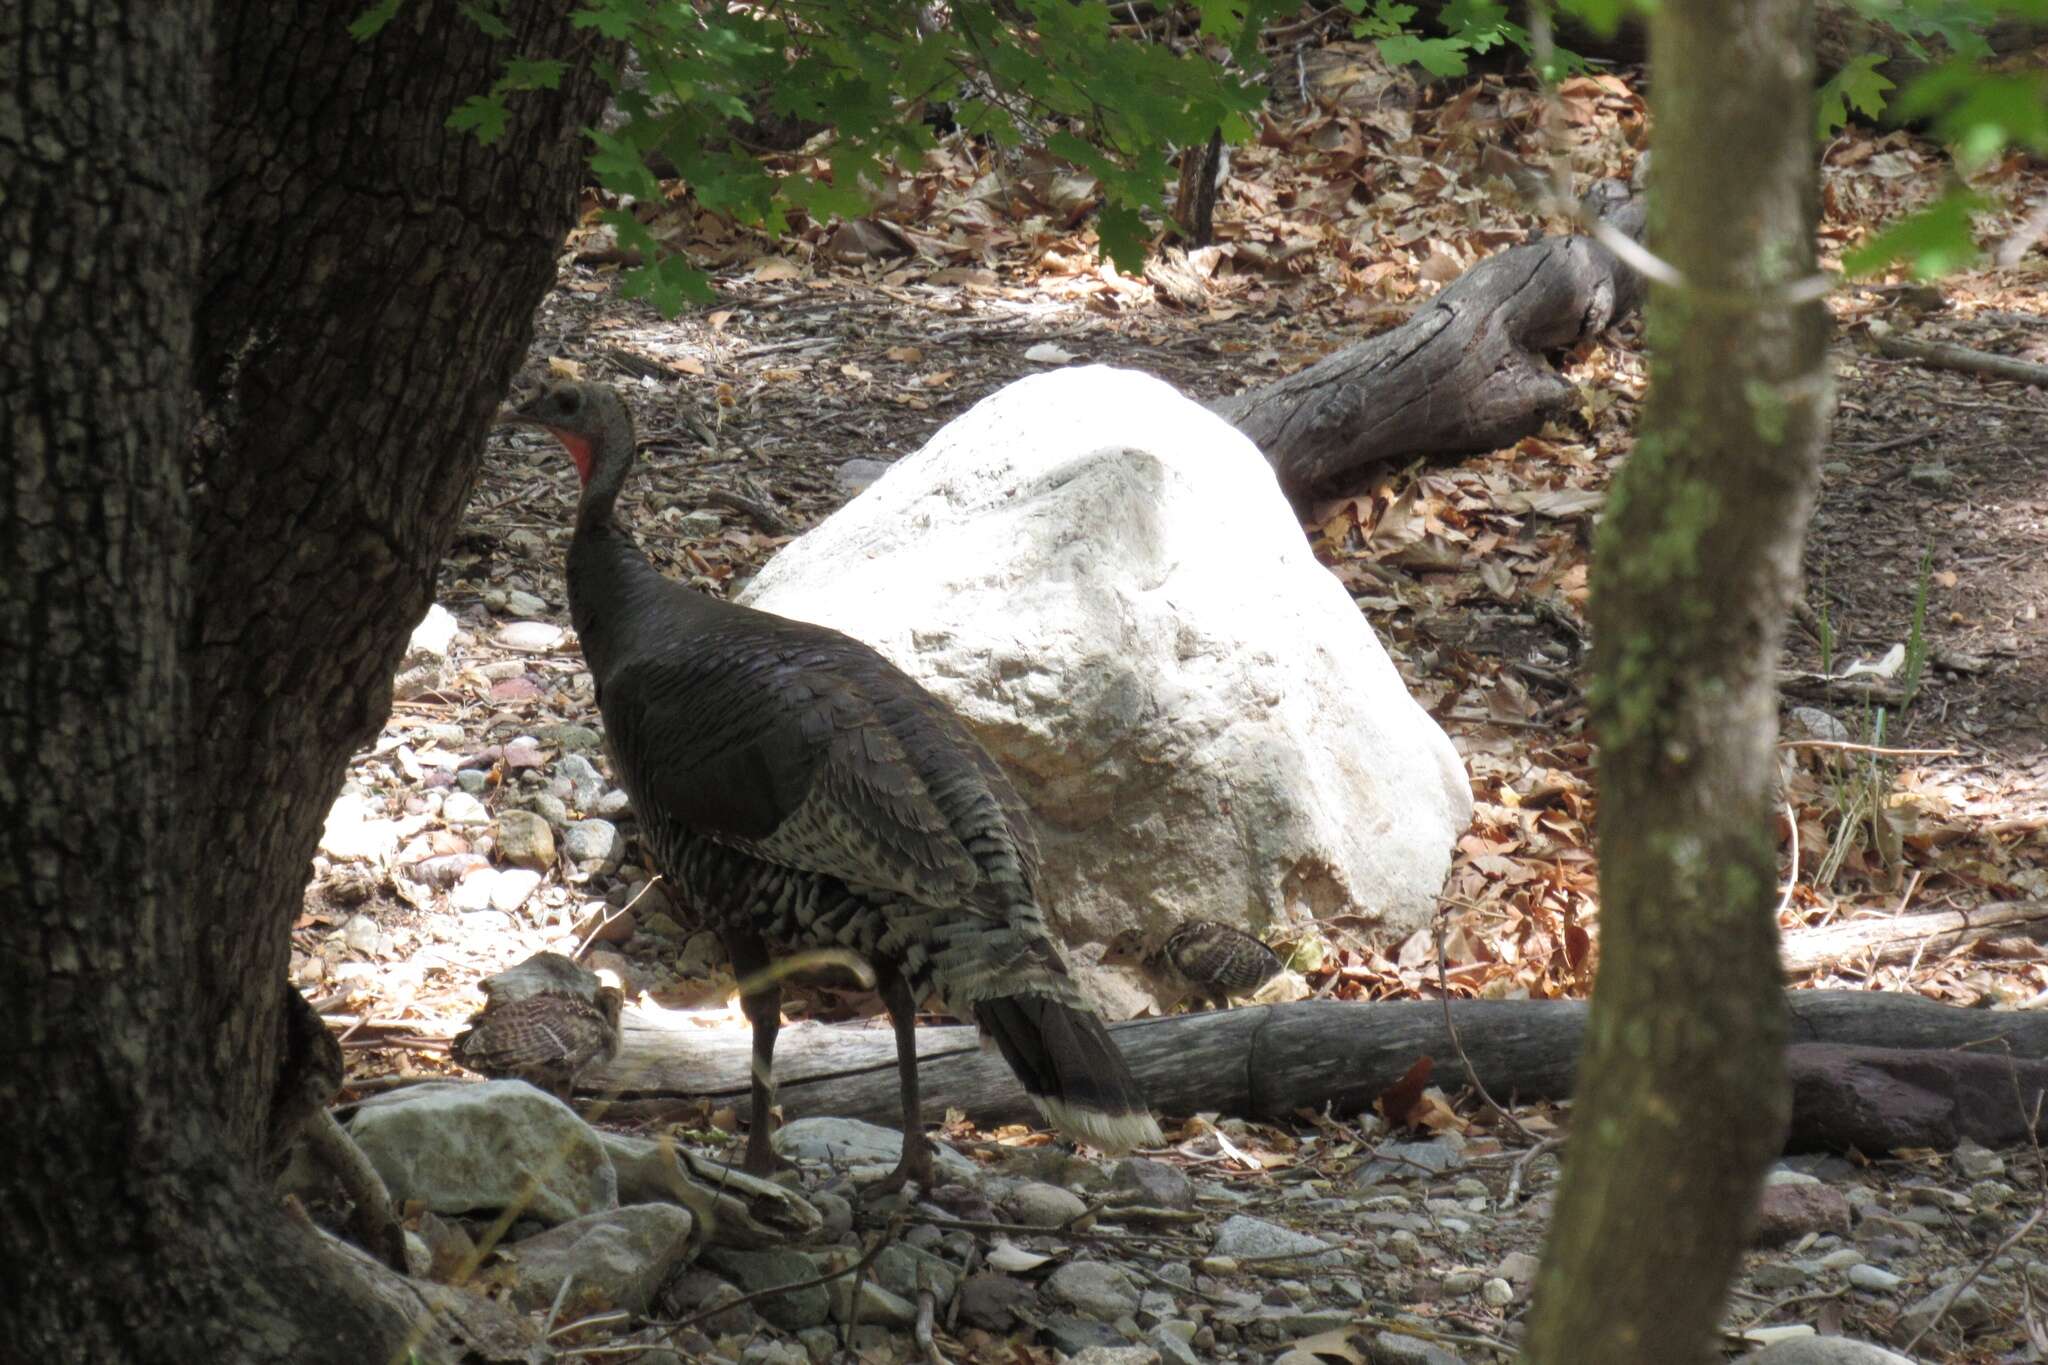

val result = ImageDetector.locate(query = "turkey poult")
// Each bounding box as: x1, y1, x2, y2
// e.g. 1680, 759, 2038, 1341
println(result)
452, 952, 625, 1101
1117, 920, 1284, 1013
505, 379, 1163, 1193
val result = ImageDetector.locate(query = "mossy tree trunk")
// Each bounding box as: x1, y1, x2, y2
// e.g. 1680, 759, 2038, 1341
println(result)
0, 4, 615, 1359
1520, 0, 1833, 1359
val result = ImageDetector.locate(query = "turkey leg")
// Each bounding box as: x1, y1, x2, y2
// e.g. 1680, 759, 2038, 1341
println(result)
862, 963, 935, 1200
726, 931, 787, 1176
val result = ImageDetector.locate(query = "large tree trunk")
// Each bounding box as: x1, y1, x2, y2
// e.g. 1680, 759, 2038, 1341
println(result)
186, 6, 614, 1156
1519, 0, 1832, 1360
1, 4, 616, 1359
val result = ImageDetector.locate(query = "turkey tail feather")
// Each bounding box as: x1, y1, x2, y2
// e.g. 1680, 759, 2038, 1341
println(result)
974, 996, 1163, 1152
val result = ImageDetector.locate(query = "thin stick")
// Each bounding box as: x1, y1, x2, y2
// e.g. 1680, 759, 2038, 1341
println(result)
654, 1218, 898, 1337
575, 874, 665, 959
914, 1273, 949, 1365
541, 1274, 577, 1337
1902, 1201, 2047, 1354
1775, 797, 1800, 919
1434, 899, 1544, 1144
1779, 740, 1959, 757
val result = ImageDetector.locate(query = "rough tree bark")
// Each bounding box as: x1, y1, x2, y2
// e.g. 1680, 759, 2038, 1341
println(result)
0, 4, 616, 1360
1520, 0, 1833, 1358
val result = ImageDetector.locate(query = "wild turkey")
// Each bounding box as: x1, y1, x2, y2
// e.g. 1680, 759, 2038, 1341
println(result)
505, 379, 1162, 1193
452, 952, 624, 1101
1127, 920, 1284, 1012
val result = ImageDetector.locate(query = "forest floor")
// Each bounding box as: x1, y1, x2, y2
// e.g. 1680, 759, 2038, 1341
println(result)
309, 38, 2048, 1365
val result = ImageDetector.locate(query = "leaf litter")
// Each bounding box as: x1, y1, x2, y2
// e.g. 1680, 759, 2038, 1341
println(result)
298, 35, 2048, 1362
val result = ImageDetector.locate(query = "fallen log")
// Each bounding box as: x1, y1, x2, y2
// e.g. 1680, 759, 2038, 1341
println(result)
1780, 902, 2048, 976
590, 990, 2048, 1139
1873, 330, 2048, 387
1211, 179, 1645, 498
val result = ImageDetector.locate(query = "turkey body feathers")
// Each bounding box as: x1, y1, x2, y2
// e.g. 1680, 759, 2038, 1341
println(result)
562, 498, 1159, 1152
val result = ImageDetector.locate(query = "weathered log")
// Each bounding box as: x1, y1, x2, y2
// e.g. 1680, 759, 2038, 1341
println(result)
1780, 901, 2048, 976
590, 990, 2048, 1134
1211, 181, 1645, 498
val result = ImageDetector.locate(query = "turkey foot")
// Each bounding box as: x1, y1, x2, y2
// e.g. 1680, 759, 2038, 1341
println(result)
861, 1130, 935, 1202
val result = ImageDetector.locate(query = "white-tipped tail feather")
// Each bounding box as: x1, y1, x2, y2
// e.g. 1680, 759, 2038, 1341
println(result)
1035, 1096, 1165, 1153
973, 993, 1161, 1153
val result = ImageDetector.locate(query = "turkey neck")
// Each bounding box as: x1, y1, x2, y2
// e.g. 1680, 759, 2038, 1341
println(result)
566, 413, 729, 681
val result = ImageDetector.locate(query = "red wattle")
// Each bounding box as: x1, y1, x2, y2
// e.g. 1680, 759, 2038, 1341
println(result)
555, 431, 595, 484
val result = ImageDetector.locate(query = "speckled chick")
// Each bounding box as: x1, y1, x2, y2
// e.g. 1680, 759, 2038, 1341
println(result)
453, 955, 624, 1101
1150, 921, 1284, 1012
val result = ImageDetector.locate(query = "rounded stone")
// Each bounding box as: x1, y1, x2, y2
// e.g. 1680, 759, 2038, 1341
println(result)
1044, 1260, 1139, 1321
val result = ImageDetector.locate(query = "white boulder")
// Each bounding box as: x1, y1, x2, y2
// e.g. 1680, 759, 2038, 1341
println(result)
740, 366, 1469, 957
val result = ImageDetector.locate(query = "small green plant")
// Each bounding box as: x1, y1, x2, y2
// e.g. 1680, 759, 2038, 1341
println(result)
1815, 703, 1907, 891
1900, 546, 1933, 711
1816, 576, 1835, 679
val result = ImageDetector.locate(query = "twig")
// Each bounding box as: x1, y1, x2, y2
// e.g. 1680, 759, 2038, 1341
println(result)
548, 1309, 629, 1340
1902, 1200, 2047, 1354
1775, 797, 1799, 919
1505, 1137, 1563, 1208
1837, 426, 1938, 456
541, 1274, 577, 1337
914, 1271, 949, 1365
302, 1109, 408, 1273
943, 1239, 981, 1333
1875, 330, 2048, 388
1434, 899, 1545, 1144
1360, 1311, 1519, 1357
575, 874, 665, 959
910, 1212, 1203, 1249
1779, 740, 1959, 757
655, 1218, 899, 1337
698, 486, 797, 537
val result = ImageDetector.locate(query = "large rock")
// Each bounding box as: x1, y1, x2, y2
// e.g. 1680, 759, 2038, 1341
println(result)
492, 1204, 695, 1315
348, 1080, 617, 1224
739, 366, 1469, 962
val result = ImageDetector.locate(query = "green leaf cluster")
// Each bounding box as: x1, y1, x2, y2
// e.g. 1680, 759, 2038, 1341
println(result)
1341, 0, 1589, 79
1813, 0, 2048, 278
366, 0, 1277, 310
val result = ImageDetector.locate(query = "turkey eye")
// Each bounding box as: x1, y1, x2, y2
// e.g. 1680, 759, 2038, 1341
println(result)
559, 388, 581, 414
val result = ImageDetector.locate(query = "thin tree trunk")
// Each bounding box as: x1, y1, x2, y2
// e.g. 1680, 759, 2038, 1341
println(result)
1520, 0, 1832, 1358
1, 4, 617, 1358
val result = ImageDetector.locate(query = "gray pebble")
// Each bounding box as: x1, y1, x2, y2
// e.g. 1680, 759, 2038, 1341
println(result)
564, 818, 624, 870
1044, 1260, 1140, 1321
341, 913, 384, 956
1005, 1181, 1089, 1228
527, 792, 570, 830
495, 809, 555, 869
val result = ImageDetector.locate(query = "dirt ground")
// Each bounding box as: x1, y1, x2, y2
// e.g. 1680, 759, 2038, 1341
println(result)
312, 40, 2048, 1362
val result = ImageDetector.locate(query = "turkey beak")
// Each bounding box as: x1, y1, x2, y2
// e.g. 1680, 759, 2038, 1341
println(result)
493, 392, 546, 428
